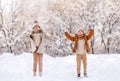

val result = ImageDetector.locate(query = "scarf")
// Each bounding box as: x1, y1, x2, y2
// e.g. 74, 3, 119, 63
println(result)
77, 34, 84, 40
32, 29, 42, 34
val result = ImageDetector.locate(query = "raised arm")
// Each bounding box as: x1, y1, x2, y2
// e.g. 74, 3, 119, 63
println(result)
86, 29, 94, 40
65, 32, 75, 41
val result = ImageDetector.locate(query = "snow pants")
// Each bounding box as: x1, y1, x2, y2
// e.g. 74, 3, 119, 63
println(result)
33, 52, 43, 73
76, 54, 87, 74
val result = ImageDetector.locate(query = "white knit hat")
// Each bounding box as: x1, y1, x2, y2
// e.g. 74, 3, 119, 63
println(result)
77, 27, 84, 32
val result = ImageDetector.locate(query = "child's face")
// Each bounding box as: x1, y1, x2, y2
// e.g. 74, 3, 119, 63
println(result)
78, 30, 84, 35
34, 22, 38, 25
34, 26, 40, 30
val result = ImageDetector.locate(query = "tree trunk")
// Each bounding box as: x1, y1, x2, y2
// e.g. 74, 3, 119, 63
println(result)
107, 38, 110, 54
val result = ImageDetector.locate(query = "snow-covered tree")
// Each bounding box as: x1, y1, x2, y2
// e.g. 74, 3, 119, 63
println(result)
97, 0, 120, 54
0, 0, 120, 55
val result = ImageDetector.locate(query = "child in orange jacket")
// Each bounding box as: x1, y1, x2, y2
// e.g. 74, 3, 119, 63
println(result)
65, 29, 94, 77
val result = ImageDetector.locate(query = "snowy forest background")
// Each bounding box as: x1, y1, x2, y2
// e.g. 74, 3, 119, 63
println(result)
0, 0, 120, 56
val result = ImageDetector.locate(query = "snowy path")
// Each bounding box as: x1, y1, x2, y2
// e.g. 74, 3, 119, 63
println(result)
0, 53, 120, 81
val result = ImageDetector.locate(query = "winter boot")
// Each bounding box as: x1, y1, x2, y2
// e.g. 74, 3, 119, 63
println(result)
77, 73, 80, 77
84, 73, 88, 77
33, 72, 36, 76
39, 72, 42, 77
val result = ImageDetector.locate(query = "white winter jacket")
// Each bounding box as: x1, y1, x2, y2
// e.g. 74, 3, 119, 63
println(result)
30, 32, 54, 54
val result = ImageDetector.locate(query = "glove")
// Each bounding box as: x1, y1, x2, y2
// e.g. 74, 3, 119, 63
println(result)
34, 46, 39, 53
63, 27, 68, 33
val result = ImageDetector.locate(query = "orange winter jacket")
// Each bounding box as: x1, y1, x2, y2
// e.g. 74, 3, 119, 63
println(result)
65, 29, 94, 53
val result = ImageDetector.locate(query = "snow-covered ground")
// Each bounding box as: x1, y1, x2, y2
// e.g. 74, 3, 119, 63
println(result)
0, 53, 120, 81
